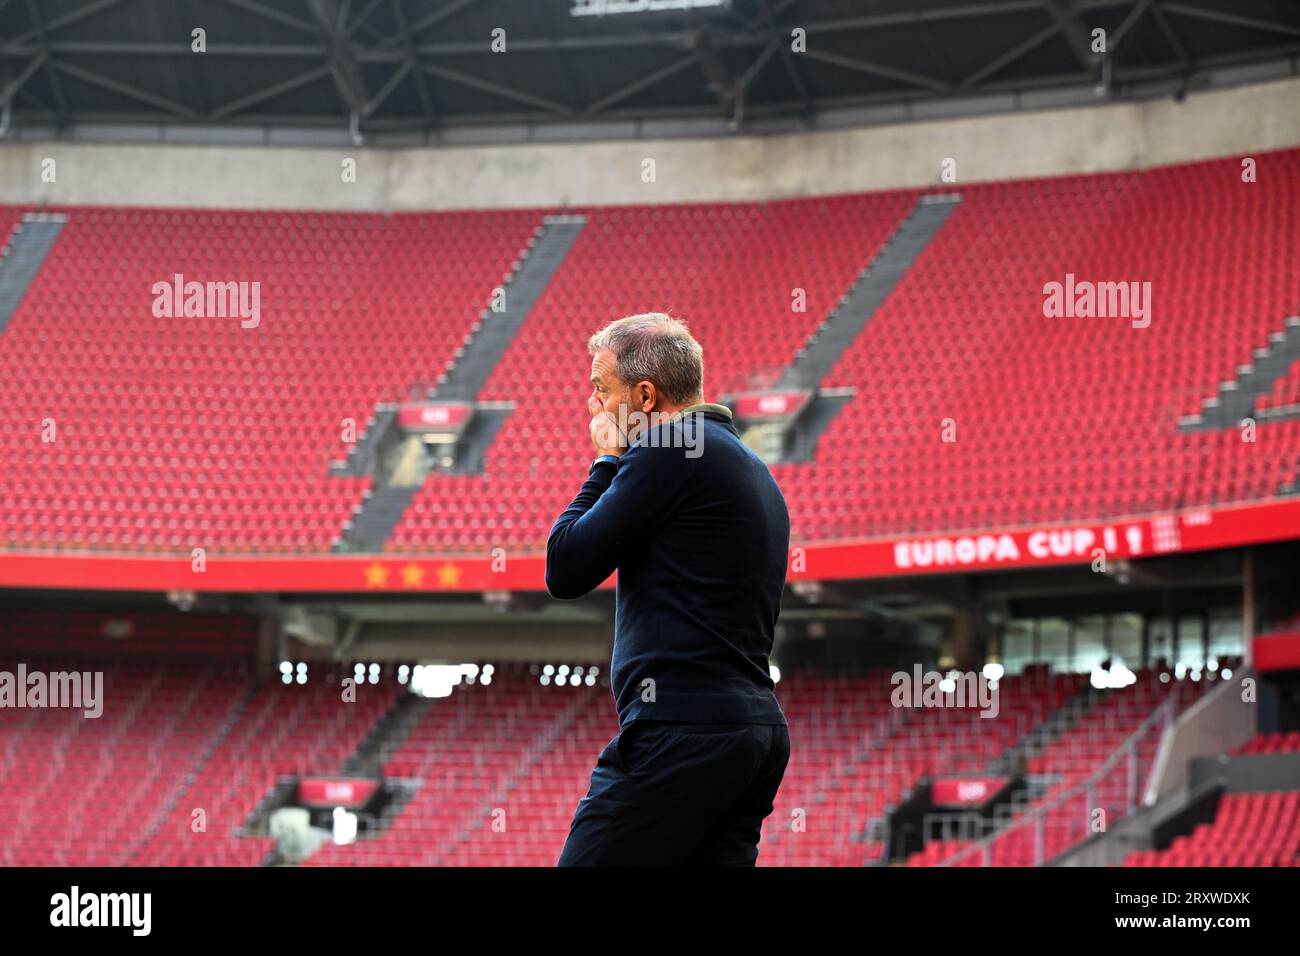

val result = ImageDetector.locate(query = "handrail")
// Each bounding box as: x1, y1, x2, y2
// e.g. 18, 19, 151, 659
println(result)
939, 695, 1174, 866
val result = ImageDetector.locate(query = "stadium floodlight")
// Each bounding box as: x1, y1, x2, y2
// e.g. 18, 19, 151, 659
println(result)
570, 0, 729, 17
982, 662, 1005, 683
769, 665, 781, 684
279, 661, 292, 675
482, 664, 495, 676
1091, 663, 1137, 690
408, 664, 464, 698
1109, 663, 1137, 688
540, 674, 551, 686
332, 807, 358, 846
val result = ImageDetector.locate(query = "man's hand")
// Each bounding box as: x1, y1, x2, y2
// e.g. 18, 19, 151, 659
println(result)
589, 396, 625, 457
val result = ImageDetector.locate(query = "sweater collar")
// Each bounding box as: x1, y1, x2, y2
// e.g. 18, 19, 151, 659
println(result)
672, 402, 734, 421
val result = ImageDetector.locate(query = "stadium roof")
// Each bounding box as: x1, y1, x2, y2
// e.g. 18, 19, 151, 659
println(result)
1, 0, 1299, 146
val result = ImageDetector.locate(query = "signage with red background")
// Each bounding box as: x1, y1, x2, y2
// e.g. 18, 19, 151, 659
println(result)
931, 776, 1011, 808
2, 497, 1300, 593
298, 777, 379, 809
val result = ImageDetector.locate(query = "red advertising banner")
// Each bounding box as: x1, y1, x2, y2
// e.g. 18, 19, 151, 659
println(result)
0, 497, 1298, 593
396, 402, 474, 431
732, 390, 812, 420
1254, 631, 1300, 673
298, 777, 379, 809
931, 776, 1010, 807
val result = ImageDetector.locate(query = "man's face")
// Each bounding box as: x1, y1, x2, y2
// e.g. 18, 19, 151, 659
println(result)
590, 348, 634, 419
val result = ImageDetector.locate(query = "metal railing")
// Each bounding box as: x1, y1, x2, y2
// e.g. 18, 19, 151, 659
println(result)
939, 697, 1174, 867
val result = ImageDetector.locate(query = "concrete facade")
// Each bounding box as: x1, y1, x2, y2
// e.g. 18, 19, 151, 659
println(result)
1, 76, 1297, 211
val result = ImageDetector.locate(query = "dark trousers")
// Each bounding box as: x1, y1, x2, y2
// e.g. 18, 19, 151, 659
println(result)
557, 719, 791, 866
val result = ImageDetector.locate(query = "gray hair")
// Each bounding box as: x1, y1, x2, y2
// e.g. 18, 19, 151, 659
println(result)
588, 312, 704, 405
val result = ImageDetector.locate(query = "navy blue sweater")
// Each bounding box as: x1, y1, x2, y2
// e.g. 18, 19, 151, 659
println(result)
546, 405, 789, 728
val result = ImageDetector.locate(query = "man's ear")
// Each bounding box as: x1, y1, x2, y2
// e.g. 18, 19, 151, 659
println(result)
636, 381, 657, 412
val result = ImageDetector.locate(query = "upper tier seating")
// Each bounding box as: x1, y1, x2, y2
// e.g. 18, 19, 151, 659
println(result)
1, 149, 1297, 554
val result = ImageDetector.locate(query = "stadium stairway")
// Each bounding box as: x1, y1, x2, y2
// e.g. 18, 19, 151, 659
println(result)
0, 213, 65, 336
777, 193, 961, 391
431, 215, 586, 401
337, 690, 434, 778
334, 484, 420, 553
989, 685, 1100, 775
331, 215, 586, 551
762, 193, 960, 461
330, 405, 397, 478
1181, 313, 1300, 431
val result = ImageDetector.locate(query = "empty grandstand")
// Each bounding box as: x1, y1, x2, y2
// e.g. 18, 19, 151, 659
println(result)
0, 0, 1299, 882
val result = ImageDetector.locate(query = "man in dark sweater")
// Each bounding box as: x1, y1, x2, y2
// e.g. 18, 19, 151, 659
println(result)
548, 312, 790, 866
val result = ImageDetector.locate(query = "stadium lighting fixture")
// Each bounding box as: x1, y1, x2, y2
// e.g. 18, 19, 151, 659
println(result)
982, 662, 1005, 683
332, 807, 358, 846
769, 665, 781, 684
1091, 663, 1137, 690
570, 0, 729, 16
408, 664, 468, 698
